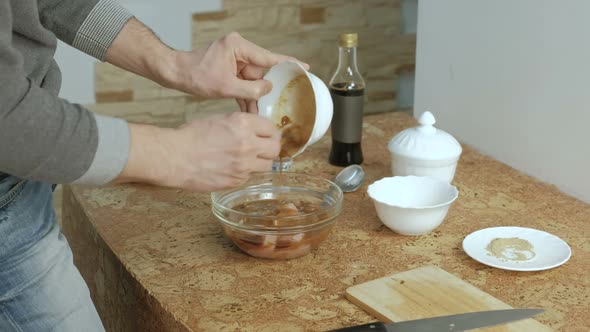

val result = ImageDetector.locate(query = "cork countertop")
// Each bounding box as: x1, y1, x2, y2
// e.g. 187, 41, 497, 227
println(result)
62, 112, 590, 331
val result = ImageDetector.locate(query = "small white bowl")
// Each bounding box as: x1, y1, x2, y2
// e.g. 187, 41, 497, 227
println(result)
258, 61, 333, 157
367, 176, 459, 236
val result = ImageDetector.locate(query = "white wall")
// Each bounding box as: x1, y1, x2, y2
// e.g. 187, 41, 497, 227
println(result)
397, 0, 418, 109
55, 0, 222, 104
415, 0, 590, 203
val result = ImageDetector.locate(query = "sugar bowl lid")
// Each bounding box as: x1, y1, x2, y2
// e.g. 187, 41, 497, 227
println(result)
388, 111, 462, 161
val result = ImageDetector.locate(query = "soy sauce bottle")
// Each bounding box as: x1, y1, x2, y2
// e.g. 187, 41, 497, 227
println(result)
328, 33, 365, 167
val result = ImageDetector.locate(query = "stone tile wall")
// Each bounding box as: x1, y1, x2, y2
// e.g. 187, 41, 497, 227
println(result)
91, 0, 416, 124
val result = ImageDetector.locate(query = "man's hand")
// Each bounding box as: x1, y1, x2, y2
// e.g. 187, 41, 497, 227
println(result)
168, 32, 308, 113
115, 112, 281, 192
104, 19, 303, 191
106, 19, 308, 113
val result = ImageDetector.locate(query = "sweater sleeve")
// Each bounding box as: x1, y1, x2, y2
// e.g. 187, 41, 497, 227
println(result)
38, 0, 133, 60
0, 0, 130, 185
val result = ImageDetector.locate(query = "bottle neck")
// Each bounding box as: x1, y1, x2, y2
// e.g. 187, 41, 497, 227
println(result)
337, 46, 359, 73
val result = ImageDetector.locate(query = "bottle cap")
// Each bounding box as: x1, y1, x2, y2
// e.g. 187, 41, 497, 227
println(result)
339, 33, 358, 48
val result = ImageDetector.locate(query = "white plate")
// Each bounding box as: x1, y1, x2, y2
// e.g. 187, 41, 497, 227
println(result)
463, 226, 571, 271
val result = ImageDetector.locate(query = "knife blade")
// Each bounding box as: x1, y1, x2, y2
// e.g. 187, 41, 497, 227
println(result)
328, 308, 543, 332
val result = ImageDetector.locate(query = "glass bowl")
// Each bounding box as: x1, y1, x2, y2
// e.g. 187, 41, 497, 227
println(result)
211, 172, 343, 259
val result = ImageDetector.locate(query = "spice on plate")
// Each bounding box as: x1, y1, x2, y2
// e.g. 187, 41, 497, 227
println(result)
486, 237, 536, 261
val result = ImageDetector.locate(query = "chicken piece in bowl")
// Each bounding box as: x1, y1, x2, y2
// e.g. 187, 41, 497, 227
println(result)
211, 172, 343, 259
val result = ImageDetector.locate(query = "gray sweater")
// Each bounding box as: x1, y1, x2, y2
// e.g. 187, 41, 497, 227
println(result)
0, 0, 133, 185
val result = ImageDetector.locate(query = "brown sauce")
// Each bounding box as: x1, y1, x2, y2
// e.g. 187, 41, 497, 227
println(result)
279, 125, 306, 159
224, 199, 330, 260
280, 116, 291, 128
272, 75, 316, 158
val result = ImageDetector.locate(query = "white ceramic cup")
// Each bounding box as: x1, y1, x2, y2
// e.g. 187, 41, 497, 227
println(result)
258, 61, 333, 158
390, 155, 459, 184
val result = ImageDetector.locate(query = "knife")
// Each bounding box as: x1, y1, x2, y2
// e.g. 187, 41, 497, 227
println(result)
328, 308, 543, 332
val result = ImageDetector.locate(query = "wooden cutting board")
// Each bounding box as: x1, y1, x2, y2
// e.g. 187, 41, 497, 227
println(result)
345, 266, 551, 331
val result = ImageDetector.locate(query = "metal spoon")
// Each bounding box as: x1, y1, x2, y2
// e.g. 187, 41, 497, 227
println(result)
334, 164, 366, 192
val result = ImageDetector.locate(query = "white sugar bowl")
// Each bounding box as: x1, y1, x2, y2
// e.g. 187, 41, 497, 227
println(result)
388, 111, 462, 183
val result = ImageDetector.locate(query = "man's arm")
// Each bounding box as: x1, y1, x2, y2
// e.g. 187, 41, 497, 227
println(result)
101, 19, 306, 188
104, 19, 309, 111
0, 1, 281, 190
38, 0, 133, 60
28, 1, 304, 191
0, 0, 129, 184
38, 0, 308, 101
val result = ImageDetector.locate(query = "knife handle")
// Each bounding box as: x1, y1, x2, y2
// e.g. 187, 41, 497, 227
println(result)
327, 322, 388, 332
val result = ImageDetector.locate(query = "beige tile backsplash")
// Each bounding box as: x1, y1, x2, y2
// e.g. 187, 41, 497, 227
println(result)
91, 0, 416, 125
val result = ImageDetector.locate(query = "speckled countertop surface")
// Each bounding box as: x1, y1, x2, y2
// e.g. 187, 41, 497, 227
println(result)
70, 112, 589, 331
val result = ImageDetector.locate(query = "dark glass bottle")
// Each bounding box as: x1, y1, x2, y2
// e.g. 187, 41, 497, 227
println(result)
328, 33, 366, 167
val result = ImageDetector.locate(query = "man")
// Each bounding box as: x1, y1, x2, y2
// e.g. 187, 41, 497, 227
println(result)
0, 0, 307, 330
